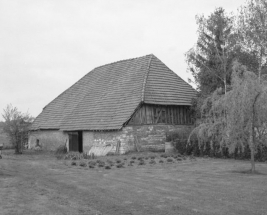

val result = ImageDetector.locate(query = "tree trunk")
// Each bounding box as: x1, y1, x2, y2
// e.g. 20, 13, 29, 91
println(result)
224, 78, 227, 125
250, 133, 256, 173
250, 92, 261, 173
14, 133, 22, 154
15, 141, 19, 154
258, 47, 263, 81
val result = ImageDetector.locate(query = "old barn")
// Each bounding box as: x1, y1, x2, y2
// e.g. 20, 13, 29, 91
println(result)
29, 54, 196, 154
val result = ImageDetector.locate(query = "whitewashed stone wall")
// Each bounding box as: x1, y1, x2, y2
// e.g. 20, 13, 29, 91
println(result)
28, 130, 68, 151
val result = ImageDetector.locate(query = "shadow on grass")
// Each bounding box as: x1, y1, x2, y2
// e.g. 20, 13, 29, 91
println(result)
0, 170, 14, 178
231, 169, 267, 175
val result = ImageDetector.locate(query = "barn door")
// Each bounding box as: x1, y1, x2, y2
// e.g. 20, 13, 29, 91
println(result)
68, 131, 83, 152
69, 132, 78, 152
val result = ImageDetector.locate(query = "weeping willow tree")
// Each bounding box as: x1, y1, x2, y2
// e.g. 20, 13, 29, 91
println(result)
187, 87, 227, 156
226, 62, 267, 172
188, 62, 267, 173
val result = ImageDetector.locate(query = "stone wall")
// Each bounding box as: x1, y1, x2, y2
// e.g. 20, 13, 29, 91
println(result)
28, 130, 68, 151
84, 124, 193, 154
29, 125, 193, 153
83, 132, 94, 153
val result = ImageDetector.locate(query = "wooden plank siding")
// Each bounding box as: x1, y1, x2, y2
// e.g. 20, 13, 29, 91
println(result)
128, 104, 193, 125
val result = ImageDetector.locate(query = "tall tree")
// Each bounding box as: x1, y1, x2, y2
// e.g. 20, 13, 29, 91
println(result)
2, 104, 34, 154
188, 62, 267, 173
186, 8, 234, 96
225, 62, 267, 172
237, 0, 267, 80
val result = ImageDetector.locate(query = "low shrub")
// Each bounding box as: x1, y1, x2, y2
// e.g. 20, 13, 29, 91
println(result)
176, 157, 183, 161
79, 161, 87, 167
138, 161, 145, 165
159, 160, 164, 163
173, 154, 182, 158
149, 160, 156, 165
167, 158, 173, 163
116, 159, 122, 163
105, 166, 111, 170
96, 160, 105, 167
131, 156, 136, 160
128, 163, 133, 166
137, 157, 144, 161
150, 156, 155, 159
55, 145, 67, 155
106, 151, 115, 156
64, 152, 85, 160
55, 145, 67, 159
106, 160, 114, 165
145, 157, 149, 160
71, 161, 77, 166
130, 160, 135, 164
88, 161, 96, 166
123, 158, 127, 161
116, 163, 124, 168
160, 154, 168, 158
82, 153, 91, 159
89, 165, 95, 169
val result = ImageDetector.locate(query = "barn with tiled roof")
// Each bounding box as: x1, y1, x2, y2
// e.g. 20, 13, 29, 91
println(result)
29, 54, 196, 154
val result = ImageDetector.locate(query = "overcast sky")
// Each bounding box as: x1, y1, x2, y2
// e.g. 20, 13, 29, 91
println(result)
0, 0, 246, 120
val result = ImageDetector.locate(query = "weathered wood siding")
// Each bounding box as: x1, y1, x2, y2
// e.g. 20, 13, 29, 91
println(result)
128, 104, 192, 125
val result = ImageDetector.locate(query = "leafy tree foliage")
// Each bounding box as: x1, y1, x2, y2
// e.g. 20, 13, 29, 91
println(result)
225, 62, 267, 172
188, 62, 267, 173
2, 104, 34, 154
186, 8, 234, 96
186, 4, 267, 172
187, 5, 267, 123
236, 0, 267, 79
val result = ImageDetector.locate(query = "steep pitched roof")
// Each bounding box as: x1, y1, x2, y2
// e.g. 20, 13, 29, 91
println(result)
144, 55, 195, 105
31, 54, 196, 131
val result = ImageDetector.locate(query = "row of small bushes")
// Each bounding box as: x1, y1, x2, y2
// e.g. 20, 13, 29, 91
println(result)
70, 154, 188, 169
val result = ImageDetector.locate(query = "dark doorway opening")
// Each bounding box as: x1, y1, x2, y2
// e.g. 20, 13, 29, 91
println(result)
68, 131, 83, 153
78, 131, 83, 153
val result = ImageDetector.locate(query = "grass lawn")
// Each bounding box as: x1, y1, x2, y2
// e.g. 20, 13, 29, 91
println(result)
0, 150, 266, 215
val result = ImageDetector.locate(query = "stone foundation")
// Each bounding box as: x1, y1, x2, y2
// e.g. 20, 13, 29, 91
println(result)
83, 125, 193, 154
29, 125, 193, 154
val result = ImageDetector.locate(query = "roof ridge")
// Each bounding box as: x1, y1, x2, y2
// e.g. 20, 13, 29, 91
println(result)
94, 54, 153, 70
141, 54, 153, 102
